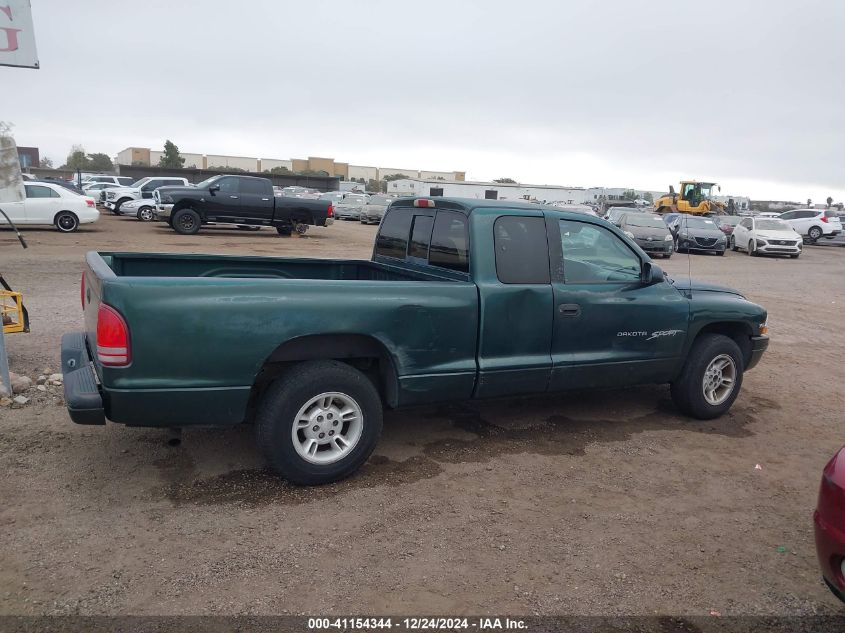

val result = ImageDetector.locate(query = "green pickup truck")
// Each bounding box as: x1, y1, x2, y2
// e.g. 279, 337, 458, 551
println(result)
62, 197, 769, 484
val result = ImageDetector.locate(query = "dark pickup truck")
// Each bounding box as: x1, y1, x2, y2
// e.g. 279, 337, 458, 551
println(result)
154, 174, 334, 236
62, 197, 769, 485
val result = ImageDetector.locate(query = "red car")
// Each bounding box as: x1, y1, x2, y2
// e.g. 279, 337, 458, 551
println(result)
815, 445, 845, 602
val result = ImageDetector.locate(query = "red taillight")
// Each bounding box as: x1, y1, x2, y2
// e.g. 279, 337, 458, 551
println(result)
327, 203, 333, 218
86, 198, 95, 207
821, 214, 828, 223
96, 304, 130, 366
80, 272, 86, 310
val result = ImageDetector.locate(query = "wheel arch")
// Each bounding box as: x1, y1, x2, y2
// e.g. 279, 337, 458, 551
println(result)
691, 322, 754, 370
246, 334, 400, 421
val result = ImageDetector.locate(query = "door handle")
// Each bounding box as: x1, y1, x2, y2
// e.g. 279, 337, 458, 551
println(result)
261, 198, 270, 201
558, 304, 581, 317
230, 195, 239, 199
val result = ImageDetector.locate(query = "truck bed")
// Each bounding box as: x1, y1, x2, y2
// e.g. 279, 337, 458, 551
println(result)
99, 252, 455, 282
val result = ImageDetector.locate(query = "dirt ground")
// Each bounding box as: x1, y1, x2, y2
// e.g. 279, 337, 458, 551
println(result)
1, 212, 844, 617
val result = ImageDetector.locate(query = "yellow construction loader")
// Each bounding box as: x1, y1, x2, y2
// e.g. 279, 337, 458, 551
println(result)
654, 181, 726, 216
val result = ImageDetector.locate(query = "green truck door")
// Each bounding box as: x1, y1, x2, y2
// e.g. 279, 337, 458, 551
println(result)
546, 215, 689, 390
474, 213, 554, 398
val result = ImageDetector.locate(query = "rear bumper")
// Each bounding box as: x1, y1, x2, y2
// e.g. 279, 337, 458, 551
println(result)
746, 335, 769, 371
61, 332, 105, 425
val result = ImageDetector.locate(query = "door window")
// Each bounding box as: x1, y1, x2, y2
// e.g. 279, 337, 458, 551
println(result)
493, 216, 550, 284
216, 177, 240, 194
429, 212, 469, 272
740, 218, 752, 229
140, 179, 162, 192
558, 220, 641, 283
240, 178, 269, 195
25, 185, 59, 198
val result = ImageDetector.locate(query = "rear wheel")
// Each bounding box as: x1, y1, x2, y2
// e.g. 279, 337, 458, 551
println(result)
171, 208, 201, 235
55, 211, 79, 233
255, 361, 383, 485
808, 226, 822, 241
671, 334, 744, 419
276, 226, 292, 236
729, 236, 738, 251
137, 206, 155, 222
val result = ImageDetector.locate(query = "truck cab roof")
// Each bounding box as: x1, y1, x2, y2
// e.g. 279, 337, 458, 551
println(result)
389, 196, 561, 215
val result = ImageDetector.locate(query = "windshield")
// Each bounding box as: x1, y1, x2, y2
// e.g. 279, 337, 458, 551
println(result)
757, 219, 790, 231
698, 183, 715, 198
627, 216, 668, 229
342, 194, 367, 204
195, 175, 222, 188
682, 217, 717, 229
369, 196, 391, 205
131, 178, 150, 188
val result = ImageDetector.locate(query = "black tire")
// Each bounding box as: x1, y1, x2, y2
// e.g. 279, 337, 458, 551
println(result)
171, 208, 201, 235
670, 334, 744, 420
663, 253, 672, 259
255, 360, 383, 485
717, 250, 725, 256
55, 211, 79, 233
790, 253, 800, 259
114, 197, 132, 214
729, 236, 738, 252
808, 226, 822, 241
747, 240, 756, 256
276, 226, 292, 236
137, 206, 155, 222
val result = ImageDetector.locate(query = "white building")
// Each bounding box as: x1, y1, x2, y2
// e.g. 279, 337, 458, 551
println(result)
349, 165, 378, 182
205, 154, 259, 171
387, 178, 587, 203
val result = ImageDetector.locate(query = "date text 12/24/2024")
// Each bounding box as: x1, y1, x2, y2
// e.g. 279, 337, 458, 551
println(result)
308, 617, 527, 630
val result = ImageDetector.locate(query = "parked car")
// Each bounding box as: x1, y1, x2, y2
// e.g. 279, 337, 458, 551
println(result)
62, 197, 769, 485
674, 216, 727, 255
39, 177, 85, 195
619, 213, 674, 259
82, 182, 121, 203
605, 206, 637, 226
334, 193, 369, 220
553, 204, 598, 216
729, 217, 802, 258
0, 182, 98, 232
117, 198, 159, 222
154, 174, 334, 236
814, 445, 845, 604
756, 212, 781, 218
104, 177, 191, 214
83, 175, 135, 187
712, 215, 741, 236
280, 186, 321, 199
360, 195, 394, 224
319, 191, 347, 207
778, 208, 842, 242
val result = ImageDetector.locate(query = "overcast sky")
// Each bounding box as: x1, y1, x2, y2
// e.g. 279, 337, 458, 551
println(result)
4, 0, 844, 201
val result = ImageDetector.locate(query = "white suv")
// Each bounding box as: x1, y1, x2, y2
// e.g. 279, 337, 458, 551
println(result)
104, 176, 190, 214
778, 208, 842, 242
83, 175, 135, 186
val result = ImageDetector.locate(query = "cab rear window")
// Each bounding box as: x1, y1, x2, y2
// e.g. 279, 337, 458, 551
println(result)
375, 208, 470, 273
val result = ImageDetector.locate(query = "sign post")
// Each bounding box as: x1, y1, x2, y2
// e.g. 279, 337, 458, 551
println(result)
0, 0, 39, 69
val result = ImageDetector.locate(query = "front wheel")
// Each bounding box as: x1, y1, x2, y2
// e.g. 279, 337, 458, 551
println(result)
255, 360, 383, 485
55, 211, 79, 233
729, 236, 738, 251
137, 206, 155, 222
670, 334, 744, 420
747, 240, 757, 256
171, 208, 201, 235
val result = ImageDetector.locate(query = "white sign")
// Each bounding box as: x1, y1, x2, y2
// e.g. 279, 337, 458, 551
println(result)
0, 131, 25, 204
0, 0, 38, 69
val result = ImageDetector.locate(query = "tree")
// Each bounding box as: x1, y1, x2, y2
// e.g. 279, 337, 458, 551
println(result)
208, 165, 247, 173
39, 157, 53, 168
643, 192, 653, 203
268, 166, 292, 175
383, 173, 410, 182
367, 178, 383, 193
298, 169, 329, 177
827, 196, 834, 208
494, 177, 517, 184
64, 145, 88, 170
87, 153, 114, 171
622, 189, 638, 201
807, 198, 813, 207
158, 140, 185, 168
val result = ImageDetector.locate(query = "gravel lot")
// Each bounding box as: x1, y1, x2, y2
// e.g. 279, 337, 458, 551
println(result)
1, 213, 844, 616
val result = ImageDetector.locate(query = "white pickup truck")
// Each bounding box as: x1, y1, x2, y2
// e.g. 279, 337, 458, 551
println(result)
103, 176, 190, 214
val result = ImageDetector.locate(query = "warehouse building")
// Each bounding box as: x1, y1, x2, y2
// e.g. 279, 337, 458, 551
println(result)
387, 178, 587, 203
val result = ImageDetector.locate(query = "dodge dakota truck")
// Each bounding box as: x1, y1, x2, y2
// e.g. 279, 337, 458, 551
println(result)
154, 174, 334, 236
62, 197, 769, 485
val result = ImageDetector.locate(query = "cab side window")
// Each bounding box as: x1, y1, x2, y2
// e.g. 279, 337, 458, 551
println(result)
216, 177, 240, 194
494, 216, 550, 284
740, 218, 752, 229
429, 211, 469, 273
375, 209, 413, 259
558, 220, 641, 283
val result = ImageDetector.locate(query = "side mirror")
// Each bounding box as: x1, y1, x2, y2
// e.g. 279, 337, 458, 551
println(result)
642, 261, 665, 285
209, 184, 220, 194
